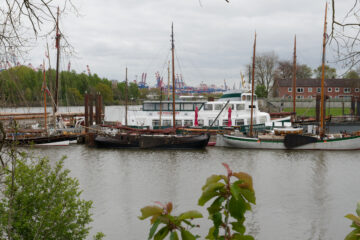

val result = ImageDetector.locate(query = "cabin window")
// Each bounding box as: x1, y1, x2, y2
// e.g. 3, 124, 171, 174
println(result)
198, 119, 204, 126
209, 119, 219, 126
204, 104, 213, 111
236, 104, 245, 110
246, 95, 251, 101
155, 103, 161, 110
222, 120, 229, 126
288, 88, 292, 92
161, 103, 169, 111
242, 95, 246, 101
308, 87, 312, 92
235, 119, 244, 126
184, 120, 193, 126
169, 103, 181, 111
317, 88, 321, 93
328, 87, 332, 92
356, 88, 360, 92
214, 104, 223, 110
144, 103, 156, 111
296, 88, 304, 93
335, 88, 340, 92
195, 103, 203, 110
152, 120, 160, 126
228, 104, 234, 110
175, 120, 182, 126
183, 103, 194, 111
344, 88, 351, 93
162, 120, 171, 126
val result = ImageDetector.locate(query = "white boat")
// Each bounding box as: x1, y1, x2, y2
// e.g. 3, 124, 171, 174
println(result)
126, 90, 285, 128
36, 140, 70, 146
216, 131, 360, 150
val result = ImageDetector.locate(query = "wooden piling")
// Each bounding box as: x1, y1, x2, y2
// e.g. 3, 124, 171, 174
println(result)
89, 94, 93, 126
85, 93, 89, 133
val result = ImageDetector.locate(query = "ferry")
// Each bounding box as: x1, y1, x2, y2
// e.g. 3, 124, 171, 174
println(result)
125, 90, 279, 128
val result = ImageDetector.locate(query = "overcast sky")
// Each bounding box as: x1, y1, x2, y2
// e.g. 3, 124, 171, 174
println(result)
28, 0, 355, 88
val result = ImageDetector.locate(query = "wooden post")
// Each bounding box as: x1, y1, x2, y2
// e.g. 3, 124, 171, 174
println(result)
316, 95, 321, 122
99, 94, 103, 124
95, 93, 99, 124
84, 93, 89, 133
89, 94, 93, 126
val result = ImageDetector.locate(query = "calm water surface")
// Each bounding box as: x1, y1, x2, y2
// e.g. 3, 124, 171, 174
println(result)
29, 145, 360, 240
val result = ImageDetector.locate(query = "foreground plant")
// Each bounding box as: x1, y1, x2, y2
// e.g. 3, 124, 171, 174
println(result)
139, 201, 202, 240
198, 163, 255, 240
345, 201, 360, 240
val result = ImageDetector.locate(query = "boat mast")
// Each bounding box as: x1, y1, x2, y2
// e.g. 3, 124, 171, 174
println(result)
320, 3, 328, 137
54, 7, 60, 116
292, 35, 297, 114
125, 67, 128, 126
250, 32, 256, 137
159, 84, 162, 127
171, 23, 176, 128
168, 61, 170, 100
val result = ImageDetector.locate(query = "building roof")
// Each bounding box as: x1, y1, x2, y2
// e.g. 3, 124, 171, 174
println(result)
278, 78, 360, 88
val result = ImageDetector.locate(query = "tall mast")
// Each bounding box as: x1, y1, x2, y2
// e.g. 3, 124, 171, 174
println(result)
168, 61, 170, 100
125, 67, 128, 126
159, 84, 162, 127
249, 32, 256, 137
292, 35, 297, 114
171, 23, 176, 128
54, 7, 61, 115
320, 3, 328, 137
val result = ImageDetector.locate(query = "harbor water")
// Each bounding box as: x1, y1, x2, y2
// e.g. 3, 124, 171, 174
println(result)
3, 106, 360, 239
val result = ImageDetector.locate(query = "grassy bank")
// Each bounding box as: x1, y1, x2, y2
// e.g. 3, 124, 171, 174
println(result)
283, 107, 352, 117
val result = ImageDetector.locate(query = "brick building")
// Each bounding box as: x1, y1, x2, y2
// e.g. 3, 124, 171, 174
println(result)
276, 78, 360, 99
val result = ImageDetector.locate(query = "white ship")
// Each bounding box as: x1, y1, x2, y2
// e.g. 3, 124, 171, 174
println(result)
125, 90, 285, 128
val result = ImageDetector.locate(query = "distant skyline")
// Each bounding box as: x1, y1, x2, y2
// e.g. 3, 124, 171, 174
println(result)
26, 0, 354, 88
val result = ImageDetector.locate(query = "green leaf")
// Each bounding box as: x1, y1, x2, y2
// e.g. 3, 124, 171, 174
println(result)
229, 196, 246, 220
232, 234, 255, 240
205, 227, 215, 240
232, 172, 253, 191
345, 229, 360, 240
198, 191, 219, 206
356, 201, 360, 217
181, 229, 196, 240
207, 196, 225, 214
203, 182, 226, 194
230, 182, 242, 200
154, 226, 169, 240
148, 219, 161, 239
239, 188, 256, 205
212, 212, 222, 228
231, 221, 245, 234
178, 210, 203, 221
202, 175, 222, 190
345, 214, 360, 225
139, 206, 163, 220
170, 231, 179, 240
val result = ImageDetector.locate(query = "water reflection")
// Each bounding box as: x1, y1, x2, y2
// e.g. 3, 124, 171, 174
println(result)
28, 146, 360, 240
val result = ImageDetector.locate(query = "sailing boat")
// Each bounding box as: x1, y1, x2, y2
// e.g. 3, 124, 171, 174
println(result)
217, 5, 360, 150
94, 23, 210, 149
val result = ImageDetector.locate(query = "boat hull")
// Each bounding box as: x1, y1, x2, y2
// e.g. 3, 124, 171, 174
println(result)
217, 134, 360, 150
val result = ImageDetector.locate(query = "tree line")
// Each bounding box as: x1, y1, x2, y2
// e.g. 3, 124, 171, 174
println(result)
0, 66, 141, 107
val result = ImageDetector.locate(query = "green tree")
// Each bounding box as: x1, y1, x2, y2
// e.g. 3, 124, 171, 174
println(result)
314, 65, 337, 79
95, 82, 113, 104
255, 84, 268, 98
344, 70, 359, 79
0, 156, 94, 239
129, 82, 140, 101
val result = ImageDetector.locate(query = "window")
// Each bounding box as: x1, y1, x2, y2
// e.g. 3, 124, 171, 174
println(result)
162, 120, 171, 126
198, 119, 204, 126
296, 95, 304, 99
222, 120, 229, 126
317, 88, 321, 93
235, 119, 244, 126
242, 95, 246, 101
184, 120, 193, 126
214, 104, 223, 110
144, 103, 156, 111
344, 88, 351, 93
288, 87, 292, 92
296, 87, 304, 93
204, 104, 213, 111
246, 95, 251, 101
356, 88, 359, 93
228, 104, 234, 110
169, 104, 180, 111
335, 88, 340, 92
183, 103, 194, 111
152, 120, 160, 126
236, 104, 245, 110
209, 119, 219, 126
308, 87, 312, 92
328, 87, 332, 92
175, 120, 182, 126
335, 96, 339, 99
308, 96, 313, 99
